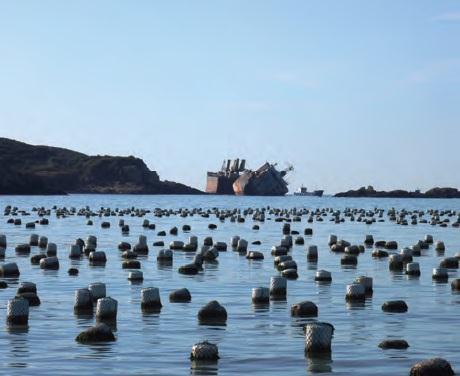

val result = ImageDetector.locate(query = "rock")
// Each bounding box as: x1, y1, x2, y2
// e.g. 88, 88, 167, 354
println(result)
68, 268, 79, 276
410, 358, 454, 376
76, 323, 116, 343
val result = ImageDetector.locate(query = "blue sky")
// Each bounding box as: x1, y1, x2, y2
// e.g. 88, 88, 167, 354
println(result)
1, 1, 459, 193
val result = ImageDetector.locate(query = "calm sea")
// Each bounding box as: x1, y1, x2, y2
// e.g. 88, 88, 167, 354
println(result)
0, 194, 459, 375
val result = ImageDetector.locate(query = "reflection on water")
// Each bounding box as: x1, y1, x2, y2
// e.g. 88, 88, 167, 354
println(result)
7, 326, 29, 369
77, 343, 115, 360
306, 353, 333, 374
190, 360, 218, 376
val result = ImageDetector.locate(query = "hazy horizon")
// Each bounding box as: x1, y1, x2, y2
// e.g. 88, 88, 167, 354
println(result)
1, 1, 459, 194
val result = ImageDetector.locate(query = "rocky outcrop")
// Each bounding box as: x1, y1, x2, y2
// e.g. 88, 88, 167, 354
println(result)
0, 138, 202, 195
335, 185, 460, 199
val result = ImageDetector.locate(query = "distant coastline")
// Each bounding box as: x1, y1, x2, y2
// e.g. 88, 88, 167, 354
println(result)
334, 186, 460, 199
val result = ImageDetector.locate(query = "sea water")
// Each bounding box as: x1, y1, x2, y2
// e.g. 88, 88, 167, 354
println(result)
0, 194, 459, 375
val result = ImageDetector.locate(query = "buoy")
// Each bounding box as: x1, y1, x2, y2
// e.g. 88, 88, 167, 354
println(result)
305, 322, 334, 354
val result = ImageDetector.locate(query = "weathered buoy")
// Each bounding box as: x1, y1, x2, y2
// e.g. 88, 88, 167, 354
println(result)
389, 254, 403, 271
378, 339, 409, 349
74, 288, 93, 313
305, 322, 334, 354
307, 245, 318, 261
328, 234, 337, 246
282, 268, 298, 279
450, 279, 460, 291
409, 358, 454, 376
435, 241, 445, 252
15, 244, 31, 254
270, 276, 287, 299
169, 288, 191, 302
424, 234, 434, 244
179, 263, 199, 275
30, 254, 47, 265
406, 262, 421, 276
29, 234, 39, 246
315, 270, 332, 282
128, 271, 143, 281
122, 260, 141, 269
69, 244, 82, 259
198, 300, 227, 325
345, 283, 365, 301
141, 287, 162, 310
134, 235, 149, 254
190, 341, 219, 361
237, 239, 248, 253
157, 249, 173, 261
400, 248, 413, 262
364, 235, 374, 245
230, 236, 240, 248
382, 300, 408, 313
440, 257, 459, 269
38, 236, 48, 249
432, 267, 448, 281
6, 297, 29, 325
87, 282, 105, 301
291, 301, 318, 317
246, 251, 264, 260
89, 251, 107, 264
46, 242, 57, 256
96, 297, 118, 320
40, 256, 59, 270
76, 323, 115, 343
354, 276, 373, 295
251, 287, 269, 304
341, 255, 358, 266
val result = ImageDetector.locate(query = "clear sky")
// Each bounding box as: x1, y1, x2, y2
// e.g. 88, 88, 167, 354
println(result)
1, 1, 459, 193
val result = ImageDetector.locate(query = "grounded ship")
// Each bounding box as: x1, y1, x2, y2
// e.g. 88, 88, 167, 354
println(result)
293, 186, 324, 197
206, 159, 292, 196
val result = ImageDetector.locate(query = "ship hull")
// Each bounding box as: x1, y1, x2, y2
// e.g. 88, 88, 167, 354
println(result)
293, 190, 324, 197
206, 173, 237, 194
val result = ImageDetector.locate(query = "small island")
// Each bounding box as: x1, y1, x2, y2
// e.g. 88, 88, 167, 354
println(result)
334, 185, 460, 199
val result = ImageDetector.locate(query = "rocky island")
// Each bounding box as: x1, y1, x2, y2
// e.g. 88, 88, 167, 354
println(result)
335, 185, 460, 199
0, 138, 202, 195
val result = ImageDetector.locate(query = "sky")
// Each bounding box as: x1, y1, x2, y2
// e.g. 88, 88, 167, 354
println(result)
0, 1, 459, 194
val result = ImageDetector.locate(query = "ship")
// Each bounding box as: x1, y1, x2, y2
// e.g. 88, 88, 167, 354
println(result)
206, 159, 292, 196
293, 185, 324, 197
